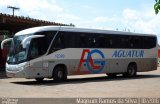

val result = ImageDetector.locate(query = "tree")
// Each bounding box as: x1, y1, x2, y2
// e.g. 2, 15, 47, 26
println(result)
154, 0, 160, 14
69, 23, 75, 27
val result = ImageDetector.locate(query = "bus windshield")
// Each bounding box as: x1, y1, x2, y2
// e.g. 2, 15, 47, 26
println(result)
7, 31, 57, 64
7, 34, 31, 64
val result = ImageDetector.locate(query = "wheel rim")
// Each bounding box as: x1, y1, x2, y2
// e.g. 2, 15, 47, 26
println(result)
128, 67, 135, 76
57, 70, 63, 79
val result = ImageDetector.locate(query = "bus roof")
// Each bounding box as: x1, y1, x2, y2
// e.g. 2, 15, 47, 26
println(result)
15, 26, 156, 37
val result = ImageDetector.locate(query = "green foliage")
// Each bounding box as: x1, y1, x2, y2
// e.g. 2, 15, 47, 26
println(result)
69, 23, 75, 27
154, 0, 160, 14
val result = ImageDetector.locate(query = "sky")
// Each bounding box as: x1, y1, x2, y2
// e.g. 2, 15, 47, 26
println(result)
1, 0, 160, 43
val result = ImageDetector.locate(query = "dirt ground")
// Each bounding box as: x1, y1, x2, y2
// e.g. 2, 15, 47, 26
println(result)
0, 68, 160, 98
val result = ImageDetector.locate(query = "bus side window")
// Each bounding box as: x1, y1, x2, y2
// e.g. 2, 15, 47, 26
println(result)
97, 36, 105, 48
145, 37, 156, 49
129, 37, 134, 48
29, 39, 40, 59
109, 36, 114, 48
113, 36, 121, 48
128, 36, 142, 49
120, 36, 129, 49
57, 35, 63, 48
51, 32, 73, 52
134, 37, 142, 49
52, 33, 64, 49
90, 35, 97, 48
28, 38, 46, 60
105, 37, 111, 48
79, 34, 88, 48
143, 37, 156, 49
69, 33, 78, 48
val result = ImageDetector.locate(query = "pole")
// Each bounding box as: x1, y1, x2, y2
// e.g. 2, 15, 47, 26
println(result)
7, 6, 20, 16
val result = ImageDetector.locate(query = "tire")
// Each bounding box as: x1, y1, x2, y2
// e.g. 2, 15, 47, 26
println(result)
53, 66, 67, 82
107, 73, 117, 78
35, 78, 44, 82
123, 64, 137, 77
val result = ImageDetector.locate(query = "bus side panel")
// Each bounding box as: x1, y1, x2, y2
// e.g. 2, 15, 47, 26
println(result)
105, 48, 157, 74
137, 58, 157, 72
107, 59, 128, 74
28, 57, 49, 78
44, 48, 109, 76
43, 47, 158, 77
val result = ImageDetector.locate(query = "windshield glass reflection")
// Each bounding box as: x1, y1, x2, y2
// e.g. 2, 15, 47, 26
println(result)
7, 34, 31, 64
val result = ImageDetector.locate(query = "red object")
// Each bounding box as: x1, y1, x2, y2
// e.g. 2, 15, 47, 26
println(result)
158, 49, 160, 58
0, 48, 9, 68
76, 49, 101, 74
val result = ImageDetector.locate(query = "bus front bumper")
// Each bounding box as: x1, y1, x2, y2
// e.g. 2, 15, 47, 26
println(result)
6, 62, 30, 78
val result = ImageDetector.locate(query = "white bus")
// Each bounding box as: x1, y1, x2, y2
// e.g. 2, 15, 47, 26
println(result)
3, 26, 158, 82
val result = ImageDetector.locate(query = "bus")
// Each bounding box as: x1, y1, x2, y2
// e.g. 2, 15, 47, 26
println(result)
2, 26, 158, 82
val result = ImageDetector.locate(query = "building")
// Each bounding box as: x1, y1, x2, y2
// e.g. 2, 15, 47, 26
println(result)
0, 13, 69, 38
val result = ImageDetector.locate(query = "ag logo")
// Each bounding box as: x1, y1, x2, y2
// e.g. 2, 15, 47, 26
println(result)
77, 49, 106, 74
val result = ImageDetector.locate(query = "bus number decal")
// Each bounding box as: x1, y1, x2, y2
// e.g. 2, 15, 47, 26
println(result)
55, 54, 65, 59
77, 49, 106, 74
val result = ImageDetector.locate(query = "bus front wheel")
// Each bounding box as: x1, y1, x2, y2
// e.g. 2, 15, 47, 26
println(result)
53, 66, 67, 82
123, 64, 137, 77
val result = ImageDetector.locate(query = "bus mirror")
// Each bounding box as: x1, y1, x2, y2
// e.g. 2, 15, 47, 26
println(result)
1, 38, 13, 50
21, 35, 45, 48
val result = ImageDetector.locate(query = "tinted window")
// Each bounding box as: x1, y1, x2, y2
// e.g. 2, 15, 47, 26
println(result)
35, 31, 56, 51
50, 31, 75, 52
97, 35, 106, 48
143, 36, 157, 49
49, 31, 157, 50
128, 36, 143, 49
29, 37, 46, 60
104, 35, 156, 49
79, 34, 89, 48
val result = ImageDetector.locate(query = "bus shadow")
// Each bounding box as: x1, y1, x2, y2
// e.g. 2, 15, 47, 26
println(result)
11, 74, 160, 86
